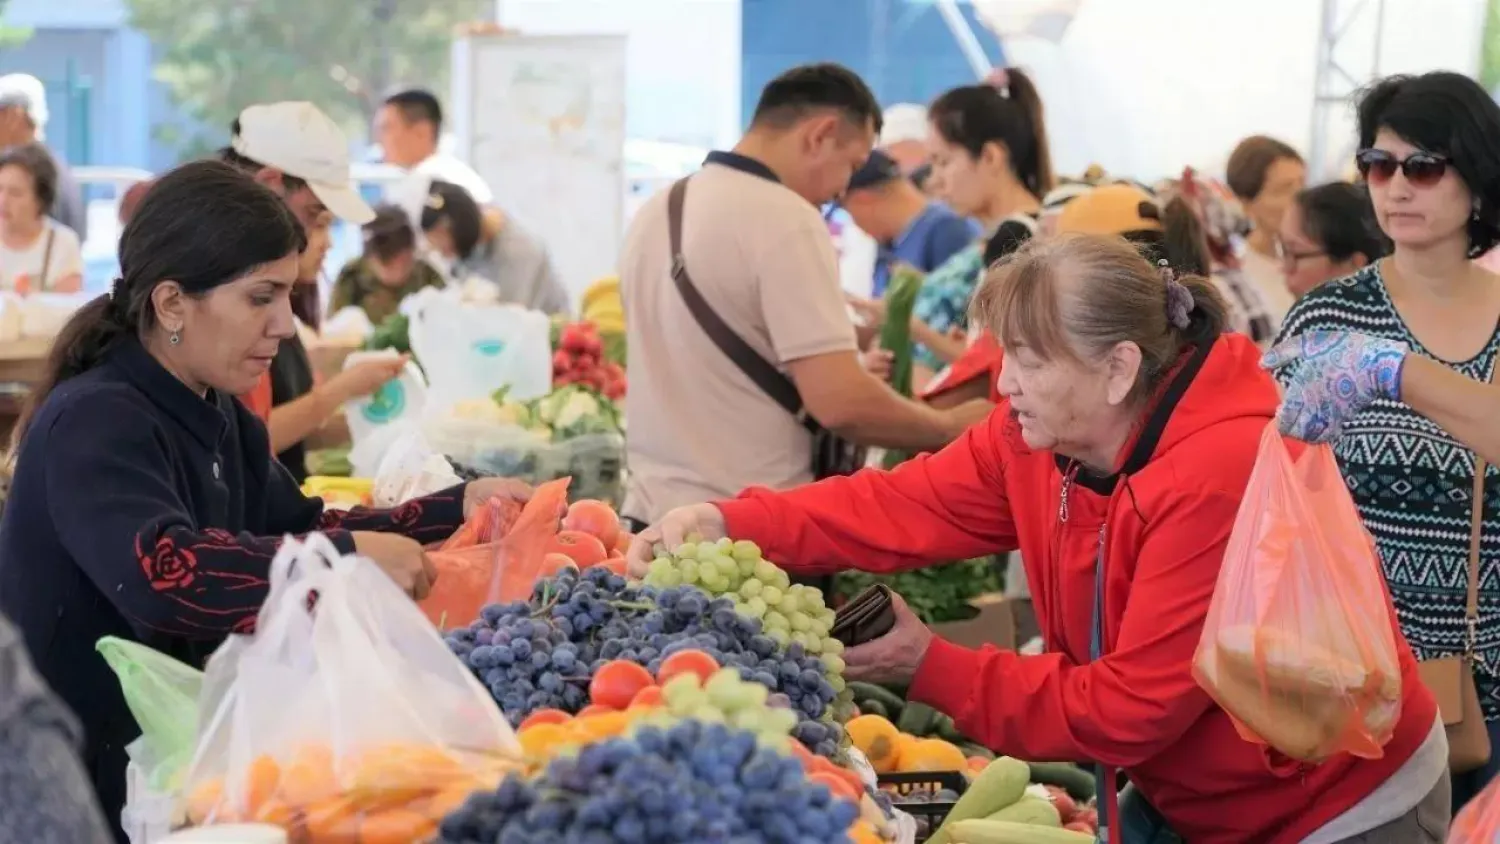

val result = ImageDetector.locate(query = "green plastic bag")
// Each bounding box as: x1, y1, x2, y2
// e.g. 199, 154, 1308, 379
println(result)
97, 636, 204, 791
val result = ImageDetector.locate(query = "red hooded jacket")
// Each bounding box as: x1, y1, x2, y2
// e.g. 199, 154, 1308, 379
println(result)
718, 334, 1436, 843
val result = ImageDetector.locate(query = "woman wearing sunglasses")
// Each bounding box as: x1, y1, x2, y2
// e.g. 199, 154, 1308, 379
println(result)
1273, 70, 1500, 811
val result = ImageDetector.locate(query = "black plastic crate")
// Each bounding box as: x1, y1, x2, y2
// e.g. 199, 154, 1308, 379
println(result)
876, 770, 968, 842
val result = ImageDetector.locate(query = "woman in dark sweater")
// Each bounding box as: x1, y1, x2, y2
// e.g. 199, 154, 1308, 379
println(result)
0, 160, 529, 840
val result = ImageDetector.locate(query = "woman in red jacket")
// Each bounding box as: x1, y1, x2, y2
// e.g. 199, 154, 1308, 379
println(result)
629, 233, 1447, 843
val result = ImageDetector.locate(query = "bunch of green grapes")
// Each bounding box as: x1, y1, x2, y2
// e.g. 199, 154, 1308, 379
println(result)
644, 539, 844, 662
653, 668, 800, 746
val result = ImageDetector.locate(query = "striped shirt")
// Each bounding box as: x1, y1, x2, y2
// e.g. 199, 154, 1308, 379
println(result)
1274, 262, 1500, 719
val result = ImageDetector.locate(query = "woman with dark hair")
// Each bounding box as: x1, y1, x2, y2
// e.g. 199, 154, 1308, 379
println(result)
1226, 135, 1306, 320
329, 203, 445, 323
849, 68, 1052, 389
0, 143, 82, 293
1279, 181, 1388, 298
0, 160, 530, 839
419, 178, 570, 314
1273, 69, 1500, 810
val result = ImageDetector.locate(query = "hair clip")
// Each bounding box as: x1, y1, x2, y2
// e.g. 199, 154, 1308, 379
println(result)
1159, 259, 1194, 330
985, 67, 1011, 97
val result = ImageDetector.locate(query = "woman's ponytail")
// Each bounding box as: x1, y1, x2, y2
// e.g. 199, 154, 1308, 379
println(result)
11, 294, 130, 450
1001, 68, 1055, 196
1159, 196, 1213, 278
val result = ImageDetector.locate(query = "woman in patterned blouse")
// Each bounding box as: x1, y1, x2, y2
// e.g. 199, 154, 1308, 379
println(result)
1274, 70, 1500, 811
907, 68, 1053, 383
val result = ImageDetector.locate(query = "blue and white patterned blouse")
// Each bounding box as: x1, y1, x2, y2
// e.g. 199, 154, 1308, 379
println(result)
1274, 262, 1500, 719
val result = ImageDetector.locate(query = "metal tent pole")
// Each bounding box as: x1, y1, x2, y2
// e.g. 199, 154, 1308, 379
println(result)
933, 0, 996, 80
1307, 0, 1387, 180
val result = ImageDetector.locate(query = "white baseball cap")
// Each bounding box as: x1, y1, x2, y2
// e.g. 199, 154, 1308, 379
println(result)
880, 103, 928, 148
232, 101, 375, 224
0, 74, 47, 129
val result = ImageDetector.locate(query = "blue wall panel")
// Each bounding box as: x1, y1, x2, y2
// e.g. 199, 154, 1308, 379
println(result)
740, 0, 1005, 127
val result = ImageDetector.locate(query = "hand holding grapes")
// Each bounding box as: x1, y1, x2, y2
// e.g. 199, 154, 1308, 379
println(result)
626, 504, 727, 577
843, 592, 934, 684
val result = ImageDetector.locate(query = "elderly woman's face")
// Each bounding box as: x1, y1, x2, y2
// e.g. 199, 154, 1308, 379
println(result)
996, 340, 1129, 460
0, 163, 42, 227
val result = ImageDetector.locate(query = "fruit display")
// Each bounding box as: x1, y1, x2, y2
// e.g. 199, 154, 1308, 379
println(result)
299, 476, 373, 509
578, 276, 627, 367
847, 686, 994, 762
444, 560, 848, 758
440, 384, 626, 506
436, 720, 862, 844
553, 320, 626, 400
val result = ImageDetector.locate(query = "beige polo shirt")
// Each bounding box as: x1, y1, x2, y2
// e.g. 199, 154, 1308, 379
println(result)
620, 159, 858, 522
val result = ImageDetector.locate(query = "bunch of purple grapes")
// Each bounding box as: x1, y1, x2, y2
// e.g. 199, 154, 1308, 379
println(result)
435, 720, 861, 844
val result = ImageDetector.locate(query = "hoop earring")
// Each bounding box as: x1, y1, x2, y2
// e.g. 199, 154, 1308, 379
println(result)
169, 331, 181, 346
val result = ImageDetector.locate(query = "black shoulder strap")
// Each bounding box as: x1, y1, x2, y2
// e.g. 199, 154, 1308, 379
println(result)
667, 178, 817, 433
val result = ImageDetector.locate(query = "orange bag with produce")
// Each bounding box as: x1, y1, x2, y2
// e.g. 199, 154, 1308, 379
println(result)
417, 478, 571, 628
1193, 425, 1402, 762
181, 534, 522, 841
1452, 773, 1500, 841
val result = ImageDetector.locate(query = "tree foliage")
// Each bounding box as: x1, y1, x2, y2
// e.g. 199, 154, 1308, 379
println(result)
126, 0, 488, 152
0, 0, 33, 48
1484, 0, 1500, 94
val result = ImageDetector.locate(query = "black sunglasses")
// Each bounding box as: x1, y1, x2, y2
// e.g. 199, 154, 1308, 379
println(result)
1355, 148, 1451, 187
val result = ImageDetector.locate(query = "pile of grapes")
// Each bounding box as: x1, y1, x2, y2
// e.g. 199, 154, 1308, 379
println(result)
436, 721, 862, 844
444, 566, 846, 757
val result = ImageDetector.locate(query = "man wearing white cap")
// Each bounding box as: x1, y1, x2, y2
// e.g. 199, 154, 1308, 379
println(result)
220, 101, 405, 482
879, 102, 930, 175
0, 73, 87, 240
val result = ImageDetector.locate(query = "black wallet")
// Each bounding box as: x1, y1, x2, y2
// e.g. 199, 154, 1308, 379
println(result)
831, 584, 896, 647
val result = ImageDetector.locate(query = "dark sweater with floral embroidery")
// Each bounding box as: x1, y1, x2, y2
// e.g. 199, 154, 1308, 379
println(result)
0, 337, 465, 841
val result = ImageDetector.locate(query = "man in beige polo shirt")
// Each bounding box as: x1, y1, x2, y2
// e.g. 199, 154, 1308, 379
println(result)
619, 63, 987, 526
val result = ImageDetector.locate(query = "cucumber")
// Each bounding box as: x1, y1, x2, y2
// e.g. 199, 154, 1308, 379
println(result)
1026, 761, 1096, 802
959, 742, 995, 761
985, 795, 1061, 827
860, 699, 890, 719
898, 701, 942, 737
848, 681, 906, 720
946, 819, 1092, 843
928, 756, 1030, 844
880, 267, 924, 398
934, 714, 965, 743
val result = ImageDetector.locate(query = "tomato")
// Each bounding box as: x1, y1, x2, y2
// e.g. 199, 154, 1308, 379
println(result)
628, 685, 664, 709
544, 530, 609, 568
519, 708, 572, 731
540, 553, 578, 579
1044, 784, 1078, 821
613, 532, 633, 555
589, 661, 655, 710
599, 557, 628, 576
655, 649, 719, 685
576, 704, 616, 718
562, 500, 621, 548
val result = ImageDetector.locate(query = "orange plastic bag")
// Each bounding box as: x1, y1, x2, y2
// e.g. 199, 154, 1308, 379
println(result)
1451, 774, 1500, 841
1193, 424, 1402, 762
417, 479, 571, 628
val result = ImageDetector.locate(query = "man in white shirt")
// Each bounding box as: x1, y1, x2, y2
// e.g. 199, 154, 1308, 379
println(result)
376, 89, 493, 221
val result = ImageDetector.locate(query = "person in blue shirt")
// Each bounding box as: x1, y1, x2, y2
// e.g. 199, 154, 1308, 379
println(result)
839, 149, 979, 297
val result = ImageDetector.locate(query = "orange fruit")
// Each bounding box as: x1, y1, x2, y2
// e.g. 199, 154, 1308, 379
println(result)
655, 650, 719, 685
844, 715, 902, 773
518, 723, 573, 759
351, 744, 467, 806
250, 798, 298, 828
359, 808, 438, 844
628, 685, 664, 709
185, 778, 228, 824
424, 784, 478, 821
895, 738, 967, 773
575, 711, 631, 742
577, 704, 616, 718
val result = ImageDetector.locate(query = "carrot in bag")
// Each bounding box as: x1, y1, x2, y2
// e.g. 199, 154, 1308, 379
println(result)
1192, 424, 1403, 763
417, 481, 567, 628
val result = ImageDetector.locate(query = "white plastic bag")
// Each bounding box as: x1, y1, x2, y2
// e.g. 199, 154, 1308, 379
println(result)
320, 306, 375, 343
179, 534, 520, 836
340, 350, 428, 450
408, 295, 552, 407
368, 425, 462, 507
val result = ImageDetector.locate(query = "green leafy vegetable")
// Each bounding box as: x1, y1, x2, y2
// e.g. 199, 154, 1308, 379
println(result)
836, 557, 1004, 624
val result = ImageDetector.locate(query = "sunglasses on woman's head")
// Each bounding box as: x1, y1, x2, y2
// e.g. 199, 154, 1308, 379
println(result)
1355, 148, 1451, 187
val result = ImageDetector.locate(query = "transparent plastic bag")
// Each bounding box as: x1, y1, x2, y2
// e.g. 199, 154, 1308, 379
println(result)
97, 637, 204, 792
364, 424, 462, 508
408, 297, 552, 408
1193, 424, 1402, 762
180, 534, 521, 839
